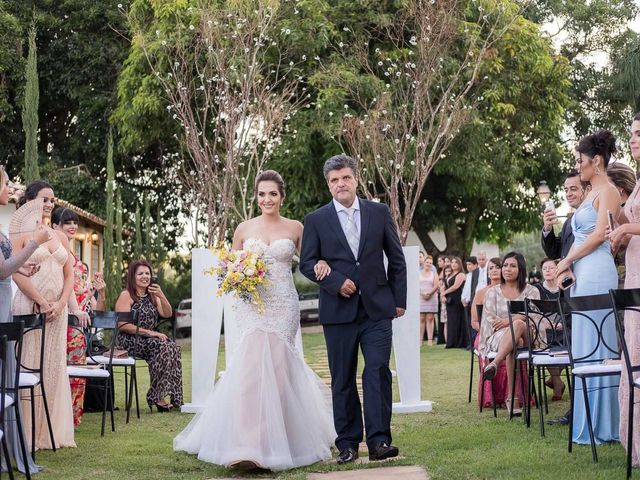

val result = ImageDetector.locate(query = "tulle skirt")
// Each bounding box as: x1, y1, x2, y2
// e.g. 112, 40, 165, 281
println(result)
174, 329, 336, 470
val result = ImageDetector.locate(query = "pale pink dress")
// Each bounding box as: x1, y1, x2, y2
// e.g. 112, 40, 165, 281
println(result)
13, 243, 75, 449
620, 182, 640, 467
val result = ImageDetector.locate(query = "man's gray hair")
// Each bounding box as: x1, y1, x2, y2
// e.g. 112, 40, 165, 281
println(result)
323, 154, 358, 180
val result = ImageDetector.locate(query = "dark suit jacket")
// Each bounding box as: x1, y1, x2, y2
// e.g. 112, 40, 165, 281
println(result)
541, 214, 574, 260
300, 198, 407, 324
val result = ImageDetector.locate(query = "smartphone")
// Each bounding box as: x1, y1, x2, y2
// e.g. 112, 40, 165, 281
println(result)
544, 200, 558, 224
560, 275, 575, 291
149, 275, 159, 285
544, 200, 555, 213
607, 209, 614, 231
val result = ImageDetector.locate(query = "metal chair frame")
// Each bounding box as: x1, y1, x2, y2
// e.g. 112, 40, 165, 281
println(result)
609, 287, 640, 478
522, 298, 572, 436
67, 312, 119, 436
14, 314, 56, 458
558, 293, 621, 463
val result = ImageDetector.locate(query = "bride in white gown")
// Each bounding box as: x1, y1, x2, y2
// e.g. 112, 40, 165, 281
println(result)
174, 170, 336, 470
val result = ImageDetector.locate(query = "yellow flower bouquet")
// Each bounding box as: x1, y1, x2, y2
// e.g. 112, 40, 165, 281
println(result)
206, 246, 269, 310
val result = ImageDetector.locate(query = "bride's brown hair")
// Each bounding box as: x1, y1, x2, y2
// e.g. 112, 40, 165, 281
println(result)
254, 170, 285, 199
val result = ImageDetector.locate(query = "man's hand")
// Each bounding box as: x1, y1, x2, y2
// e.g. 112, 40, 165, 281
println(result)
339, 279, 357, 298
395, 307, 406, 318
542, 209, 557, 232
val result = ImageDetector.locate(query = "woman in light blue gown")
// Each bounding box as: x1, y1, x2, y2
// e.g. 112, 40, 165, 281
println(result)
556, 130, 621, 445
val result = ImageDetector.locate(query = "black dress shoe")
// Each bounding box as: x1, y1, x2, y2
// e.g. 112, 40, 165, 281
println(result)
369, 442, 399, 461
547, 415, 569, 426
337, 447, 358, 464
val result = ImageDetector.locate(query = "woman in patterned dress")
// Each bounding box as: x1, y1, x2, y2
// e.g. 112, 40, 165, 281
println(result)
115, 259, 182, 411
51, 207, 106, 425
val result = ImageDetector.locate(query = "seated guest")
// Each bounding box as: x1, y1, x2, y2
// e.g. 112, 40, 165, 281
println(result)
115, 259, 183, 411
472, 256, 510, 408
480, 252, 540, 415
534, 258, 565, 401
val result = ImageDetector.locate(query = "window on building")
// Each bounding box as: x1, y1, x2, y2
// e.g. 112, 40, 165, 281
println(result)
74, 239, 83, 261
91, 243, 100, 274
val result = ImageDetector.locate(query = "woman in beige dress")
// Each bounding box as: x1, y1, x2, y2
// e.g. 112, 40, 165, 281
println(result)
608, 113, 640, 468
12, 181, 79, 449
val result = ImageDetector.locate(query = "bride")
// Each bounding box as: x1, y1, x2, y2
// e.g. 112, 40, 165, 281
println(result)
174, 170, 336, 470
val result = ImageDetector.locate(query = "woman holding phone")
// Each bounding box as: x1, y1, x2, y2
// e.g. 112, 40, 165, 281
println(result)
555, 130, 621, 446
52, 207, 106, 425
115, 259, 183, 412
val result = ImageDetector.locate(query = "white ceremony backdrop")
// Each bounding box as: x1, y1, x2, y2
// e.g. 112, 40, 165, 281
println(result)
182, 246, 431, 414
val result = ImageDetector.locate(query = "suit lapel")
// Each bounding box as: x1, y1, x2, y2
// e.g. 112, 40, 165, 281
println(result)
325, 202, 356, 260
357, 198, 370, 258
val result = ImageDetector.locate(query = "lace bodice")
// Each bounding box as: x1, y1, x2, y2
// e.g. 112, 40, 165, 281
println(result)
235, 238, 300, 346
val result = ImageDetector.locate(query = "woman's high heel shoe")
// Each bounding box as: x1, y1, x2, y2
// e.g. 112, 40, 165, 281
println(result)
552, 384, 566, 401
148, 401, 173, 413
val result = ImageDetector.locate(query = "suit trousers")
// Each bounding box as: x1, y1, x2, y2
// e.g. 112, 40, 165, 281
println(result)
322, 299, 393, 451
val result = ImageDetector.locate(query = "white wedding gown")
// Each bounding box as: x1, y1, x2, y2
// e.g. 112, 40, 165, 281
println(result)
174, 238, 335, 470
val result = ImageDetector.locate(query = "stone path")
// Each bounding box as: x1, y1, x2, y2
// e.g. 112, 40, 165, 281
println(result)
209, 466, 429, 480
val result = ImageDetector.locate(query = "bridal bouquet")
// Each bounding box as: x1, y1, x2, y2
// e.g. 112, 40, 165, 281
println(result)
206, 246, 269, 310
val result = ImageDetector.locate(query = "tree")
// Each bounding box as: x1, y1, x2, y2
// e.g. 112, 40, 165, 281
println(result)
412, 12, 571, 256
134, 204, 142, 260
22, 23, 39, 182
121, 0, 308, 245
307, 0, 523, 246
103, 130, 117, 308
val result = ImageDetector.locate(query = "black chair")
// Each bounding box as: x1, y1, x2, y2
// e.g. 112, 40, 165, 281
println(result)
558, 293, 621, 462
0, 334, 12, 480
469, 304, 480, 404
0, 321, 30, 480
475, 304, 497, 417
506, 300, 531, 421
523, 298, 571, 436
609, 287, 640, 478
66, 312, 118, 436
114, 311, 142, 423
15, 314, 56, 458
85, 311, 140, 423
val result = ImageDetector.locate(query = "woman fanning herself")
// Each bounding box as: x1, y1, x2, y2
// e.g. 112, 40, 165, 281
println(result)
174, 170, 334, 471
12, 181, 78, 449
481, 252, 540, 415
556, 130, 621, 445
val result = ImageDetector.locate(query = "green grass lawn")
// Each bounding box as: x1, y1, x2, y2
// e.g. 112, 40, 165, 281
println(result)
32, 334, 627, 480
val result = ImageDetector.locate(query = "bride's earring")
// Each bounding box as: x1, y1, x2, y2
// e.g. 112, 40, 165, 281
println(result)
595, 164, 601, 176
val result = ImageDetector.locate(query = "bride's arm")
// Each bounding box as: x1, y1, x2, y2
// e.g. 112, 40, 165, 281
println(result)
231, 222, 246, 251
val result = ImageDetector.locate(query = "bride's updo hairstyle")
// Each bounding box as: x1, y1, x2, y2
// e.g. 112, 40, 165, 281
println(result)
254, 170, 285, 199
575, 130, 617, 168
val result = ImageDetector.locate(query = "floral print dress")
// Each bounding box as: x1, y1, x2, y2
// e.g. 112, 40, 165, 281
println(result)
68, 256, 89, 425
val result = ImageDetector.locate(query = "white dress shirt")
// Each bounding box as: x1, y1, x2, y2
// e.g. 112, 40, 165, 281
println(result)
333, 197, 361, 237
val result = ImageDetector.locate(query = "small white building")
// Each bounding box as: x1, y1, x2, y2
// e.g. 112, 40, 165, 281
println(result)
0, 197, 105, 277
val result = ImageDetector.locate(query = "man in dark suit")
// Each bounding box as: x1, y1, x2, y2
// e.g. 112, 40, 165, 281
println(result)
300, 155, 407, 465
541, 171, 586, 259
540, 170, 585, 426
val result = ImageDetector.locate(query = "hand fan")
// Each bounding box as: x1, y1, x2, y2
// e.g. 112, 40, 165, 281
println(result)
9, 197, 44, 239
